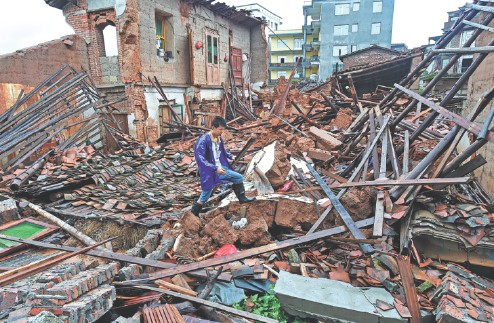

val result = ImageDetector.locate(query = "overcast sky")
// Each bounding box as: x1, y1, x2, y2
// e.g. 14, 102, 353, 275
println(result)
0, 0, 471, 56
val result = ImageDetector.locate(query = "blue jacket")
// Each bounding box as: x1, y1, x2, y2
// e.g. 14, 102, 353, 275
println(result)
194, 133, 235, 190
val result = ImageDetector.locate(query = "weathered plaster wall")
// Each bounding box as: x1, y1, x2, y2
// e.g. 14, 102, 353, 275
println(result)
464, 7, 494, 196
138, 0, 255, 86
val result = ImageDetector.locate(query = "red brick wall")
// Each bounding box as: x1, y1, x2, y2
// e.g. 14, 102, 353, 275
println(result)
0, 34, 90, 87
63, 2, 122, 85
342, 48, 399, 70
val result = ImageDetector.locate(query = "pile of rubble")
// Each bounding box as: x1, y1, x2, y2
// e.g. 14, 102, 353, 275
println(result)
3, 6, 494, 323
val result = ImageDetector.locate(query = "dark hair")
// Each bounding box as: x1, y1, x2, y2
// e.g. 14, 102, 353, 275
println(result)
211, 117, 227, 129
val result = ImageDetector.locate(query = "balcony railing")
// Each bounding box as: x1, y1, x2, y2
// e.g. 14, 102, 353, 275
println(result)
310, 56, 320, 62
269, 62, 297, 67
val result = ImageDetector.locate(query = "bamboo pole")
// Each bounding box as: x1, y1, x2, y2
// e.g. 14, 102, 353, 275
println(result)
28, 202, 112, 253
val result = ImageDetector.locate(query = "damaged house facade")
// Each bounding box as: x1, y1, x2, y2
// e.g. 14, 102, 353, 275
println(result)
42, 0, 268, 145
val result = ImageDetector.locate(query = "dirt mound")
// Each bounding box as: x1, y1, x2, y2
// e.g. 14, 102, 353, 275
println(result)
238, 215, 270, 246
202, 214, 239, 245
332, 108, 354, 129
181, 210, 202, 236
326, 186, 378, 229
274, 198, 321, 231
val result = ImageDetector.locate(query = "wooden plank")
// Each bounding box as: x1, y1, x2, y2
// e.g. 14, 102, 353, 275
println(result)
414, 102, 422, 125
395, 84, 494, 144
397, 256, 422, 323
0, 234, 232, 282
132, 286, 279, 323
321, 169, 348, 183
128, 218, 374, 281
155, 280, 198, 296
368, 109, 380, 178
373, 131, 387, 237
307, 164, 374, 254
403, 130, 410, 175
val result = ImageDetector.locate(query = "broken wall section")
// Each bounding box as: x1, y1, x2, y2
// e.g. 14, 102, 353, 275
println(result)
465, 6, 494, 197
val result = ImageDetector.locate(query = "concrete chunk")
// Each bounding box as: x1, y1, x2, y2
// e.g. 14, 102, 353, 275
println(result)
308, 127, 343, 151
307, 148, 332, 161
274, 271, 407, 323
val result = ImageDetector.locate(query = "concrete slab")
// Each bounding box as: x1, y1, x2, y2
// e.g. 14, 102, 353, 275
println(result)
274, 271, 407, 323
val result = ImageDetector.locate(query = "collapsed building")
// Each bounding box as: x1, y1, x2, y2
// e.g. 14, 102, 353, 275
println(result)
2, 1, 494, 323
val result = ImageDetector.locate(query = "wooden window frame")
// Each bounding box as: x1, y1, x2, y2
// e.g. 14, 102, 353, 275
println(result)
156, 16, 166, 51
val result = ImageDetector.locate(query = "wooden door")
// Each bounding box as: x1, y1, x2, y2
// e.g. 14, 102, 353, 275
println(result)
104, 113, 128, 153
232, 47, 243, 86
206, 31, 220, 85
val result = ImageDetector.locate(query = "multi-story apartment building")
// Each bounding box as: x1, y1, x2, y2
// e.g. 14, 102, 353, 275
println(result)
236, 3, 283, 34
303, 0, 395, 80
268, 29, 320, 84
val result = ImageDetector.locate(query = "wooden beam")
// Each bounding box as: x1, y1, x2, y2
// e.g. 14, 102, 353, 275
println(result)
397, 256, 422, 323
395, 84, 494, 144
275, 177, 470, 192
466, 2, 494, 14
434, 155, 487, 190
127, 218, 374, 280
0, 234, 232, 282
0, 237, 117, 287
462, 20, 494, 33
431, 46, 494, 54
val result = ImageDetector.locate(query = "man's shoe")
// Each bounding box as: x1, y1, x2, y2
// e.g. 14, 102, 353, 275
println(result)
232, 183, 256, 204
191, 200, 204, 219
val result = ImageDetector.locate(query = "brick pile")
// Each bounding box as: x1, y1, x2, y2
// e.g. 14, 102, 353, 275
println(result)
118, 229, 175, 279
432, 265, 494, 322
0, 261, 118, 323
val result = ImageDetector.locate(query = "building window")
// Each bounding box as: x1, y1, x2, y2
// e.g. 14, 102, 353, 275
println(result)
335, 3, 350, 15
278, 71, 287, 78
353, 2, 360, 11
332, 64, 343, 72
351, 45, 357, 52
207, 34, 218, 65
156, 17, 166, 51
333, 45, 348, 56
373, 1, 383, 13
293, 56, 303, 63
352, 24, 358, 33
275, 23, 278, 30
277, 39, 289, 49
294, 38, 304, 50
371, 22, 381, 34
334, 25, 349, 36
278, 56, 287, 63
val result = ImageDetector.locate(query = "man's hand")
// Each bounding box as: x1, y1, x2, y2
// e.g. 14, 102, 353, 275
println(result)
216, 166, 227, 175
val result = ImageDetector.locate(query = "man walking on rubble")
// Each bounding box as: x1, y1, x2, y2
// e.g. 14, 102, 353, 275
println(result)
191, 117, 255, 217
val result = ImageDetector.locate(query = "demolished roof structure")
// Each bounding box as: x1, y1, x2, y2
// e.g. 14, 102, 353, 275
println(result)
2, 1, 494, 323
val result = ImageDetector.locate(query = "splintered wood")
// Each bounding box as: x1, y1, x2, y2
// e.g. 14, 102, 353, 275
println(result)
143, 304, 185, 323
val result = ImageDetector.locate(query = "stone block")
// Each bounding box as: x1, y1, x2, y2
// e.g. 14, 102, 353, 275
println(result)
274, 271, 407, 323
307, 148, 332, 161
308, 127, 343, 151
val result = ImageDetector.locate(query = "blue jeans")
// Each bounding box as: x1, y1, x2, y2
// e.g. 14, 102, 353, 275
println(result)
199, 167, 244, 203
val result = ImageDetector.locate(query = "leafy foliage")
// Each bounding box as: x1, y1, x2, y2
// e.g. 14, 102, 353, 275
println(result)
233, 286, 307, 323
